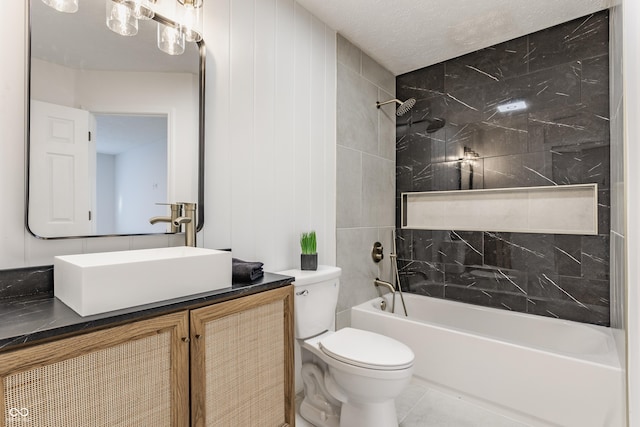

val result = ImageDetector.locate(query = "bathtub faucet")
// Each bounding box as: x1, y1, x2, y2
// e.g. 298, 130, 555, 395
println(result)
374, 278, 397, 313
374, 278, 396, 294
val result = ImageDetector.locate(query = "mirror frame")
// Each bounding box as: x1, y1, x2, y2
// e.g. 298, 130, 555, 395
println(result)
25, 3, 206, 239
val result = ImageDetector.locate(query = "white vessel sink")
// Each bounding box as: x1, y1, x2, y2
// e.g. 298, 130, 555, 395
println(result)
54, 247, 232, 316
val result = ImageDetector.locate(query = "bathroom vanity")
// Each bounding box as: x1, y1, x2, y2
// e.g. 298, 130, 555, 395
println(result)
0, 271, 294, 427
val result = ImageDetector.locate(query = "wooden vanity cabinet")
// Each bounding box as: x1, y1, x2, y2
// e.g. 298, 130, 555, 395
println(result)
0, 311, 190, 427
190, 285, 294, 427
0, 285, 293, 427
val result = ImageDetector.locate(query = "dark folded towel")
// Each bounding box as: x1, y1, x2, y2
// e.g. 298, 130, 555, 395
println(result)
232, 258, 264, 282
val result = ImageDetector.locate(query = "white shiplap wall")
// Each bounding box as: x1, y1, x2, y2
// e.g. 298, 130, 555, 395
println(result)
204, 0, 337, 272
0, 0, 336, 271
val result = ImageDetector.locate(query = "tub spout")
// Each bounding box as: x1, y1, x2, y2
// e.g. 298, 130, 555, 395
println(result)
374, 278, 396, 294
375, 278, 397, 313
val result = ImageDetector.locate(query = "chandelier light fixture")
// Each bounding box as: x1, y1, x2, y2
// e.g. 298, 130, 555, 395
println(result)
43, 0, 204, 55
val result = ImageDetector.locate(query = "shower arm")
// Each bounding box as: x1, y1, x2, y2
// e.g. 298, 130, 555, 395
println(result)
377, 97, 416, 116
375, 99, 401, 108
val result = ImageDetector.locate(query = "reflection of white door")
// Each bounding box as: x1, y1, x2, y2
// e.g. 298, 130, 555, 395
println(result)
29, 100, 91, 236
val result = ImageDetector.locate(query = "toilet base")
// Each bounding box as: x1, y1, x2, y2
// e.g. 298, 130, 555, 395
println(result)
299, 396, 340, 427
340, 399, 398, 427
299, 362, 341, 427
299, 394, 398, 427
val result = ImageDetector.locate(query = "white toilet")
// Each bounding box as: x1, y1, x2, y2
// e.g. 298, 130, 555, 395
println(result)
277, 265, 414, 427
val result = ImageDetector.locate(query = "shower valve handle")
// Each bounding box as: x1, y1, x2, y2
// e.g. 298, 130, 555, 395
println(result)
372, 242, 384, 263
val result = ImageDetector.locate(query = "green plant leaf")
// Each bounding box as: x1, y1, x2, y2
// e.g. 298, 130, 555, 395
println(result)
300, 231, 317, 254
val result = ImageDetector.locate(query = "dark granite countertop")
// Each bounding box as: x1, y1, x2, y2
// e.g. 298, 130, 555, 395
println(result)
0, 272, 294, 352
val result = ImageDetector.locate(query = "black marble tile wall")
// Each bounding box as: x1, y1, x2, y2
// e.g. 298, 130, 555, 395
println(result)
0, 266, 53, 301
395, 11, 611, 326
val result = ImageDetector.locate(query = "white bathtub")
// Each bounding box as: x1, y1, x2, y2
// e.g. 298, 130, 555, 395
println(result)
351, 293, 625, 427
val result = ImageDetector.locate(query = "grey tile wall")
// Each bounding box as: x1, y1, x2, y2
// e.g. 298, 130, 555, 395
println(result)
336, 35, 396, 328
396, 11, 611, 326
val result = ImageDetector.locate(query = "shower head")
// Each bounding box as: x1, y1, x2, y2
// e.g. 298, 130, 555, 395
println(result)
397, 116, 446, 133
424, 117, 446, 133
396, 98, 416, 116
376, 97, 416, 117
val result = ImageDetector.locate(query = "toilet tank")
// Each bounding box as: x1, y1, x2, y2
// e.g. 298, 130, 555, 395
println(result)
277, 265, 341, 339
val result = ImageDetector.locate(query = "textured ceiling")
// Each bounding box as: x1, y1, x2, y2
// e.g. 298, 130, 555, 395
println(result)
296, 0, 614, 75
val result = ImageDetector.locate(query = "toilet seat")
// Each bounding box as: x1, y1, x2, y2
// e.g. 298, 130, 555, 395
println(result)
318, 327, 414, 371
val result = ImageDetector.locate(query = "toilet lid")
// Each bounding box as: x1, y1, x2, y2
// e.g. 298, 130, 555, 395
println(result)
318, 328, 414, 370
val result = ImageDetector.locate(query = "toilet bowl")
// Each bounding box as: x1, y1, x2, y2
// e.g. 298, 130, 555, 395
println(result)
302, 328, 414, 427
276, 266, 415, 427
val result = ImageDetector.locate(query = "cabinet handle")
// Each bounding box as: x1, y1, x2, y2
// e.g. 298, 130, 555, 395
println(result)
296, 290, 309, 296
195, 334, 201, 339
182, 337, 190, 343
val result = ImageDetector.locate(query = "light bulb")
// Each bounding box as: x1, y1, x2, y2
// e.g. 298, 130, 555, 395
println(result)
42, 0, 78, 13
106, 0, 139, 36
157, 22, 185, 55
124, 0, 155, 20
180, 5, 202, 42
178, 0, 203, 7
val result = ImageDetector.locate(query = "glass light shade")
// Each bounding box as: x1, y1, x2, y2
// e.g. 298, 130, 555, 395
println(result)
178, 0, 203, 7
124, 0, 155, 20
106, 0, 139, 36
157, 22, 185, 55
42, 0, 78, 13
179, 4, 203, 42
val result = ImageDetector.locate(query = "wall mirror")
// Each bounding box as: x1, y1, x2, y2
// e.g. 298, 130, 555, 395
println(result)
27, 0, 205, 238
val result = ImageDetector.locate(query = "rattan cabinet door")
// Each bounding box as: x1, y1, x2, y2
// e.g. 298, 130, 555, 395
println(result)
0, 311, 189, 427
190, 285, 294, 427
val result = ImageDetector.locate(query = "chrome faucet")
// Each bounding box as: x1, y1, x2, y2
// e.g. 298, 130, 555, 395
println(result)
149, 202, 197, 247
149, 203, 182, 233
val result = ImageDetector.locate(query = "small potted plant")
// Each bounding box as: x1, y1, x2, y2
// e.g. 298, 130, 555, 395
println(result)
300, 231, 318, 271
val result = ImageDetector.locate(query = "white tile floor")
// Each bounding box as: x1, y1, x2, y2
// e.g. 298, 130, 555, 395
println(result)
396, 379, 530, 427
296, 378, 530, 427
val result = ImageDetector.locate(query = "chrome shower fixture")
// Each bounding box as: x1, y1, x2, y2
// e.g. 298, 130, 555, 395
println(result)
422, 117, 446, 133
397, 116, 446, 133
376, 98, 416, 116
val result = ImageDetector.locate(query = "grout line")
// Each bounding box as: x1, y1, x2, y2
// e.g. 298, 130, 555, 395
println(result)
397, 383, 429, 424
